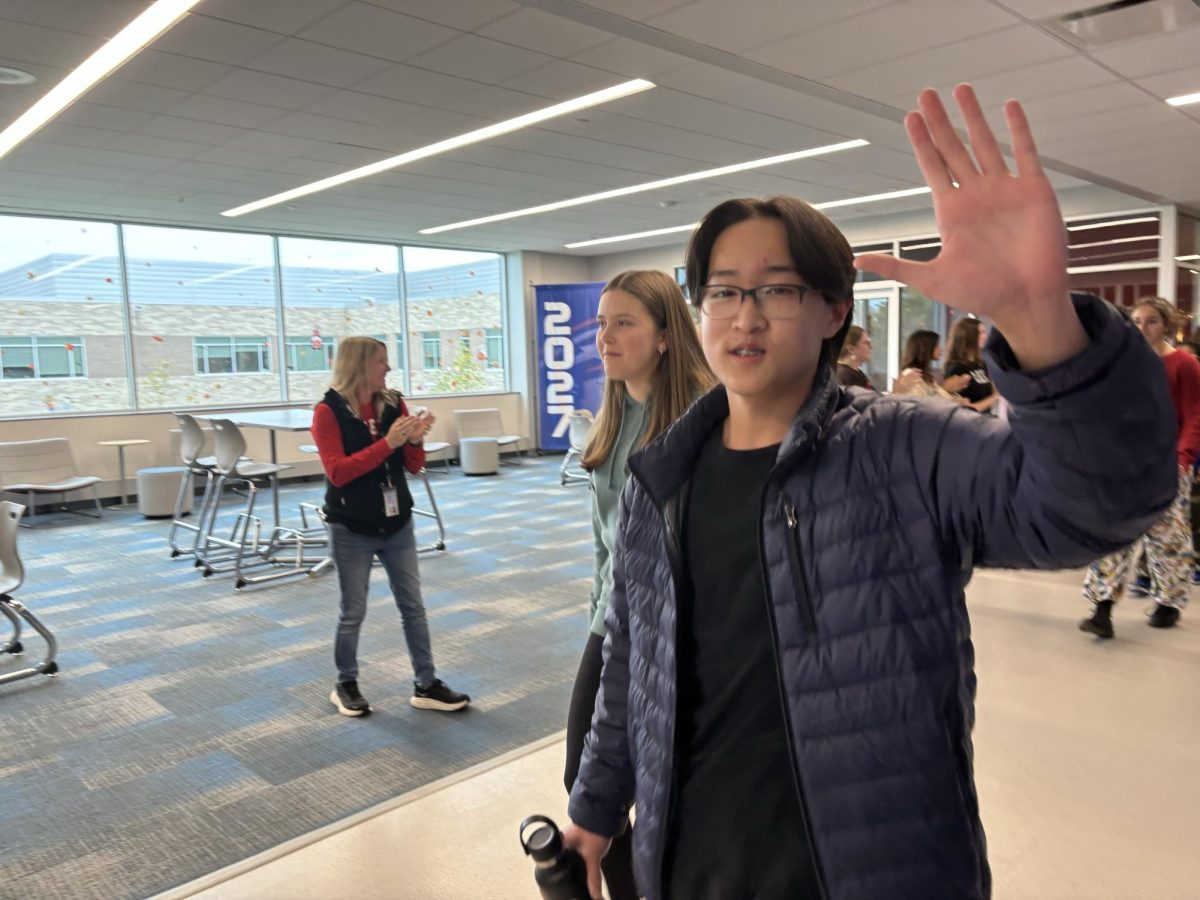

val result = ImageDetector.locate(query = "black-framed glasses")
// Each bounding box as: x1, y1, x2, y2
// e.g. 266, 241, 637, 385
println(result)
697, 284, 823, 320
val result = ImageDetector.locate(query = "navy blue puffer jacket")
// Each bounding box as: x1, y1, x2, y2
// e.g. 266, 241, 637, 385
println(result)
568, 295, 1176, 899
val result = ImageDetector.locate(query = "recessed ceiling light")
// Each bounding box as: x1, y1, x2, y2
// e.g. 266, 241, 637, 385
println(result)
222, 79, 656, 217
563, 185, 932, 249
1177, 254, 1200, 261
1166, 91, 1200, 107
0, 67, 36, 86
421, 139, 870, 235
0, 0, 202, 162
1068, 234, 1160, 250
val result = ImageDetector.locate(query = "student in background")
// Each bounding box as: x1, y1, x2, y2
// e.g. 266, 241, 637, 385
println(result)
892, 329, 969, 399
837, 325, 875, 389
564, 270, 716, 900
1080, 297, 1200, 636
944, 317, 1001, 413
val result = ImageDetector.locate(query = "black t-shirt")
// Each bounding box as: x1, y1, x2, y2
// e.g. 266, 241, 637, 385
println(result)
836, 362, 872, 390
665, 426, 820, 900
944, 360, 994, 405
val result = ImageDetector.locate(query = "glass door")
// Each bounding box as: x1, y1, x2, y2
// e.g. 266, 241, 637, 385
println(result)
851, 282, 900, 391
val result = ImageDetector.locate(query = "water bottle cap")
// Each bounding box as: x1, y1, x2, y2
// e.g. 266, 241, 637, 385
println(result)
519, 814, 564, 862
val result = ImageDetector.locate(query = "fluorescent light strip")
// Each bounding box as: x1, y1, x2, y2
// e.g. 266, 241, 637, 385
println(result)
1176, 254, 1200, 262
901, 240, 942, 251
1066, 216, 1157, 232
222, 79, 655, 217
565, 223, 699, 249
1068, 234, 1160, 250
564, 185, 932, 249
421, 139, 870, 235
0, 0, 202, 161
1166, 91, 1200, 107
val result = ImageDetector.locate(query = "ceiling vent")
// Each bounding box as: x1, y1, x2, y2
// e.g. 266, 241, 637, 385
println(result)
1039, 0, 1200, 48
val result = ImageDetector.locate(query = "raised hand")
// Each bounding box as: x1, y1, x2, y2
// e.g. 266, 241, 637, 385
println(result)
856, 85, 1087, 370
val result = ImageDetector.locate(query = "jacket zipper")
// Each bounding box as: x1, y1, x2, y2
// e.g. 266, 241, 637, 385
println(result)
759, 485, 829, 900
782, 498, 818, 635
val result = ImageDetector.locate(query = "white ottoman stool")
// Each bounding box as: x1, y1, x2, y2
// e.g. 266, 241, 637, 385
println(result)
459, 437, 499, 476
138, 466, 192, 518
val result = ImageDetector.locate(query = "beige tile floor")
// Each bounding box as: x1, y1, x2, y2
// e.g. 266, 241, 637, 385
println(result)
167, 569, 1200, 900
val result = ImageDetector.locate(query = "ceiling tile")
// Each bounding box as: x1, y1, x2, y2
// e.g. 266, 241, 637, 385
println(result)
203, 68, 342, 110
190, 0, 352, 36
298, 4, 459, 63
153, 15, 287, 67
882, 56, 1117, 109
1019, 82, 1151, 124
115, 50, 230, 92
1137, 64, 1200, 101
828, 25, 1072, 100
249, 38, 394, 87
476, 8, 613, 56
346, 64, 481, 106
0, 0, 150, 37
84, 78, 191, 114
645, 0, 896, 54
300, 90, 422, 126
748, 0, 1018, 80
568, 37, 696, 79
1090, 24, 1200, 79
165, 94, 291, 130
55, 103, 153, 133
136, 114, 248, 145
365, 0, 519, 31
499, 59, 624, 100
405, 34, 553, 83
0, 18, 102, 68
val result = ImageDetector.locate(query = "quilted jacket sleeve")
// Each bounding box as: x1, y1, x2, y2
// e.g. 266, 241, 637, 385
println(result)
911, 294, 1177, 569
568, 481, 639, 838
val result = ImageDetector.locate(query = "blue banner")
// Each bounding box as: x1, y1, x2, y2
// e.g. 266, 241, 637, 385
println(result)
535, 282, 605, 451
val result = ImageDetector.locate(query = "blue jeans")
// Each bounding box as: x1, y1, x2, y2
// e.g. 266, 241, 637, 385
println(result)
329, 519, 436, 687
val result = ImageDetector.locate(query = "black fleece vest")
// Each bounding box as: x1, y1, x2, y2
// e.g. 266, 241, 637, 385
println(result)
321, 388, 414, 536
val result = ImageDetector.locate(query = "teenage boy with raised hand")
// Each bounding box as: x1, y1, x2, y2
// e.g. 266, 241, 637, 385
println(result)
563, 85, 1176, 900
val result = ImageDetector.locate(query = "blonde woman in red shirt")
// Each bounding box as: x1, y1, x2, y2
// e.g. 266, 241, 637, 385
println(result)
1081, 297, 1200, 636
313, 336, 470, 716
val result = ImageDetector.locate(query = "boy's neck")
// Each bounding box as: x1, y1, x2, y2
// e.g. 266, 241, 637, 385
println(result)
723, 381, 814, 450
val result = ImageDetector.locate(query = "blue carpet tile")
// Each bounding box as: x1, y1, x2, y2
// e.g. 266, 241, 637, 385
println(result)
0, 457, 593, 899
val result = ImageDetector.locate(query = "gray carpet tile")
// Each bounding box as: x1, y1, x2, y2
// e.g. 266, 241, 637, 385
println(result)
0, 457, 594, 900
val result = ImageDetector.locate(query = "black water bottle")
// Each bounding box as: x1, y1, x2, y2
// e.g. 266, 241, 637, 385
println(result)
520, 814, 591, 900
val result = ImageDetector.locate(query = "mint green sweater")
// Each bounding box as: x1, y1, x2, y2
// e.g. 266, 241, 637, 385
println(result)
588, 393, 648, 637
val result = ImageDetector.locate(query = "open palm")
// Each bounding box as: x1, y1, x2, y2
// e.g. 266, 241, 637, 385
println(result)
856, 86, 1069, 327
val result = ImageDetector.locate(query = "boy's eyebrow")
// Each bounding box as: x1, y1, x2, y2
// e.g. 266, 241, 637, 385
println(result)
708, 264, 799, 279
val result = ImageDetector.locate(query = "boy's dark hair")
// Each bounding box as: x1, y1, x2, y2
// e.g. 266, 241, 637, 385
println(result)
685, 197, 855, 369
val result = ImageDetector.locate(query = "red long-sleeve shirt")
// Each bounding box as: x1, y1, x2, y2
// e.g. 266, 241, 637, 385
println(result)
1163, 349, 1200, 468
312, 398, 426, 487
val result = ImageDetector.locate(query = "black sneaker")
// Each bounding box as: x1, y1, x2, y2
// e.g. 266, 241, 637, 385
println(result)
1147, 604, 1181, 629
411, 678, 470, 711
330, 680, 371, 717
1079, 601, 1114, 639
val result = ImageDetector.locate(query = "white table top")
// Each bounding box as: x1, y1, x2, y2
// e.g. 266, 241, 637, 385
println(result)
199, 409, 313, 432
98, 438, 152, 447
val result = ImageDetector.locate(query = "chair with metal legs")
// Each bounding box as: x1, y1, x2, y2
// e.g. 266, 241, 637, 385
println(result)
193, 419, 290, 578
560, 410, 593, 486
409, 467, 447, 553
167, 413, 219, 559
1, 501, 59, 685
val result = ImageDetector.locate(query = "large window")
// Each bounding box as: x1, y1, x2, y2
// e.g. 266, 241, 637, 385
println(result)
278, 237, 402, 401
0, 216, 126, 415
0, 215, 508, 419
404, 247, 504, 395
1, 335, 86, 380
124, 225, 280, 409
